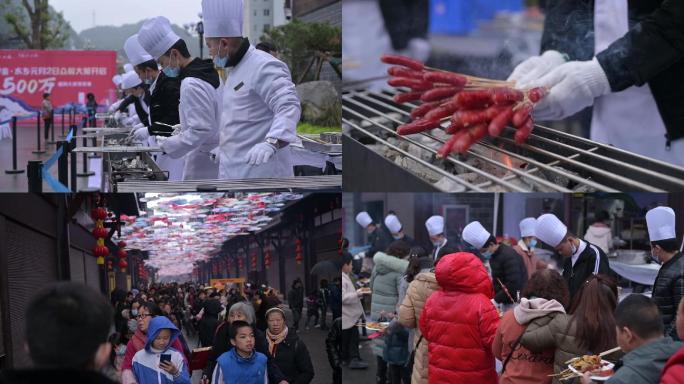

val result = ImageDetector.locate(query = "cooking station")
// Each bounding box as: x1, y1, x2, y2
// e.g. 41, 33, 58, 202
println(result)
343, 88, 684, 192
66, 120, 342, 192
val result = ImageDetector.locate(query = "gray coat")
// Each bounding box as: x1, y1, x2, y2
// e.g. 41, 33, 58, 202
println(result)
606, 337, 683, 384
370, 252, 409, 357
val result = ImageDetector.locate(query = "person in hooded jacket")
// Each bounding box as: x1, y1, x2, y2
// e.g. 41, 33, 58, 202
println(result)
370, 241, 410, 384
419, 252, 500, 384
137, 16, 220, 181
493, 269, 569, 384
520, 275, 620, 384
584, 211, 613, 253
397, 246, 440, 384
132, 316, 191, 384
121, 302, 188, 384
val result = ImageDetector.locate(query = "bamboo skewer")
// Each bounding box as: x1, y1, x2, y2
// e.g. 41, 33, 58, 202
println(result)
564, 346, 622, 365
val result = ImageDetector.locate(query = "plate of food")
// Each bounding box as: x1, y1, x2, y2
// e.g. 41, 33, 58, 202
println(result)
365, 321, 390, 331
567, 355, 614, 381
357, 287, 372, 295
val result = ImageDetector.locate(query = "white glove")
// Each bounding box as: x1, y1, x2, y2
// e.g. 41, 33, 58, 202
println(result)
171, 124, 182, 136
131, 125, 149, 142
156, 136, 168, 151
245, 142, 276, 166
528, 57, 611, 121
507, 50, 567, 88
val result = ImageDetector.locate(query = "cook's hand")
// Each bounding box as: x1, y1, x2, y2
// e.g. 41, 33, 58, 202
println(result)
580, 372, 593, 384
245, 142, 276, 166
528, 57, 610, 121
159, 360, 178, 376
171, 124, 182, 136
507, 50, 566, 88
131, 126, 150, 142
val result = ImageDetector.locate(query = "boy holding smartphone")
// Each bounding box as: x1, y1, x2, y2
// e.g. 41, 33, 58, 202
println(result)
132, 316, 190, 384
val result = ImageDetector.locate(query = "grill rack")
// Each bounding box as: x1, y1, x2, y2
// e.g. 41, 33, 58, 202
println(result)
342, 88, 684, 192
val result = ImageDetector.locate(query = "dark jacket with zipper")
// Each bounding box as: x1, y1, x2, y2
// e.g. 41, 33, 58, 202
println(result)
490, 243, 529, 304
560, 240, 614, 300
269, 331, 315, 384
541, 0, 684, 146
148, 72, 181, 137
653, 252, 684, 340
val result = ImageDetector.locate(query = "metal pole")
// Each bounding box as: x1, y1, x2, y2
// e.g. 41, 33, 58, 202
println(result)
60, 109, 65, 138
5, 117, 25, 174
27, 160, 43, 193
32, 111, 45, 154
78, 115, 94, 177
70, 141, 77, 191
57, 141, 69, 187
47, 109, 56, 144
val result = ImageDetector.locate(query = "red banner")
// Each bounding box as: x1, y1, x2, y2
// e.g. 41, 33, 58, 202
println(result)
0, 50, 118, 109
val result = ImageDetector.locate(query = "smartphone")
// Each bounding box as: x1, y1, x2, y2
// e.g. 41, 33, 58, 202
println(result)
160, 354, 171, 364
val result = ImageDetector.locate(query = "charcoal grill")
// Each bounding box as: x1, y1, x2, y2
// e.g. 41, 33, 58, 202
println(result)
343, 88, 684, 192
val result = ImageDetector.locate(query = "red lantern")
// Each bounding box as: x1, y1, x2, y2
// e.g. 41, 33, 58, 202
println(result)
119, 259, 128, 269
264, 250, 271, 269
107, 260, 113, 271
92, 226, 108, 239
93, 245, 109, 257
251, 253, 257, 270
91, 207, 107, 221
117, 249, 127, 259
118, 241, 127, 248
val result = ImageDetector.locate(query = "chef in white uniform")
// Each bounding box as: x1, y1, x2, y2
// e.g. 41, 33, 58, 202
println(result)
119, 71, 147, 128
201, 0, 301, 179
137, 16, 220, 180
509, 0, 684, 166
123, 34, 184, 181
425, 215, 450, 260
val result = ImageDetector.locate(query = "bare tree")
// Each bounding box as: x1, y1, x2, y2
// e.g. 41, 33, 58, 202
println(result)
3, 0, 70, 49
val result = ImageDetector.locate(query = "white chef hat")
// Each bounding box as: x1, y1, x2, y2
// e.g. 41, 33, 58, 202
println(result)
462, 221, 491, 250
425, 215, 444, 237
121, 71, 142, 90
202, 0, 244, 38
137, 16, 181, 59
112, 74, 123, 87
124, 34, 154, 66
519, 217, 537, 238
535, 213, 567, 248
123, 63, 134, 73
384, 214, 402, 234
355, 211, 373, 228
646, 206, 676, 242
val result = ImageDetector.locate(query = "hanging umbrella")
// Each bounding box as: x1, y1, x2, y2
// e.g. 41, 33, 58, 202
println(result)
310, 259, 340, 276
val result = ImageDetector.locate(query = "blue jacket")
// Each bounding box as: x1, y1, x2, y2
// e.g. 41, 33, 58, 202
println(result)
132, 316, 191, 384
213, 348, 267, 384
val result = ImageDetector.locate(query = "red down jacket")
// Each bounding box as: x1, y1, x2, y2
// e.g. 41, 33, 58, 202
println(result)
419, 252, 500, 384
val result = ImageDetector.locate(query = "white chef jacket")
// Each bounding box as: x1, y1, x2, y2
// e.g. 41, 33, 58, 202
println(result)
161, 77, 220, 180
218, 46, 300, 179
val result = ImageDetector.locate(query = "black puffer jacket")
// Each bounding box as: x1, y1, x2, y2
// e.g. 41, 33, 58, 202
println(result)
541, 0, 684, 145
489, 244, 528, 304
326, 318, 342, 370
653, 252, 684, 340
198, 298, 222, 347
269, 331, 315, 384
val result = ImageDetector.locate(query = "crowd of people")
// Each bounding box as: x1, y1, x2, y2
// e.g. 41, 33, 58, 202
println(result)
343, 206, 684, 384
0, 277, 338, 384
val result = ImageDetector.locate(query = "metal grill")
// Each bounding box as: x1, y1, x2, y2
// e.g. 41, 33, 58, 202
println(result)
114, 175, 342, 192
343, 88, 684, 192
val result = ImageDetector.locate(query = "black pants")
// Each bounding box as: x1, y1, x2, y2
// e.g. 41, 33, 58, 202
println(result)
376, 356, 388, 384
388, 364, 411, 384
320, 304, 329, 329
292, 307, 302, 331
378, 0, 429, 51
333, 367, 342, 384
341, 326, 361, 361
43, 118, 52, 140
